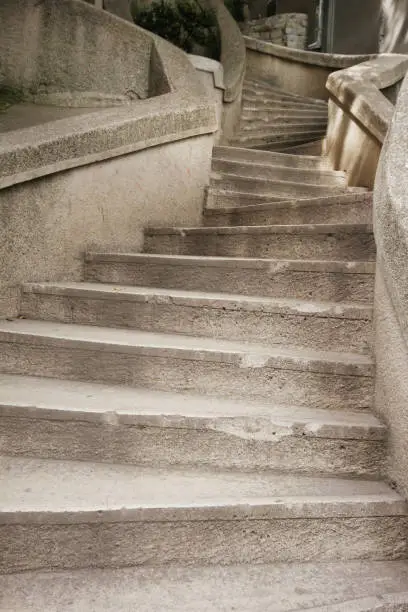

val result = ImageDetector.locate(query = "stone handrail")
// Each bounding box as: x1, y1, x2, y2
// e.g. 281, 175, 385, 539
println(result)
243, 35, 374, 100
0, 0, 217, 189
244, 36, 373, 69
326, 54, 408, 144
210, 0, 246, 103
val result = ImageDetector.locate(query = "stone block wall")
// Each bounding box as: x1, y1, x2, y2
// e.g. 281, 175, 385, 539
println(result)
242, 13, 308, 49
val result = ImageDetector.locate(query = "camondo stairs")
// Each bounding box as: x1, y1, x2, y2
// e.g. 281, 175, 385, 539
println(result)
1, 78, 408, 611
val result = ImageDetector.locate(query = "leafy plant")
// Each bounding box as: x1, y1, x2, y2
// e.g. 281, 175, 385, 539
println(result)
136, 0, 220, 59
224, 0, 246, 23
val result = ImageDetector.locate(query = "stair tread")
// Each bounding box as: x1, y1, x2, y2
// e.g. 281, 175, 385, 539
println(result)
86, 252, 376, 274
2, 561, 408, 612
0, 373, 384, 437
205, 192, 373, 214
145, 223, 374, 235
0, 319, 373, 372
22, 281, 372, 320
213, 145, 327, 165
1, 455, 404, 520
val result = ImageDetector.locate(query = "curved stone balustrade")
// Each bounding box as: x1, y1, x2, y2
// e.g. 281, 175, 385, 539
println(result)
244, 35, 373, 99
324, 54, 408, 187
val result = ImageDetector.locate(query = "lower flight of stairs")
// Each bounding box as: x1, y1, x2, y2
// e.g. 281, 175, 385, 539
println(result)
1, 78, 408, 611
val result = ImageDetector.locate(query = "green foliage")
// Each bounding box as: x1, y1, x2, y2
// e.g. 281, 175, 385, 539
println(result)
0, 86, 24, 113
224, 0, 246, 23
136, 0, 220, 59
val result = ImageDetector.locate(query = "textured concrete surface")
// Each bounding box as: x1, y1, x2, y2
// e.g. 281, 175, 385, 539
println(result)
20, 282, 373, 353
0, 135, 213, 319
1, 457, 407, 571
144, 223, 375, 261
2, 561, 408, 611
0, 320, 374, 410
204, 193, 373, 226
0, 374, 385, 475
212, 145, 331, 168
85, 253, 376, 303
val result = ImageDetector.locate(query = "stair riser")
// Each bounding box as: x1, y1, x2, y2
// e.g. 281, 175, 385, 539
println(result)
206, 190, 286, 208
279, 140, 324, 155
143, 232, 376, 261
210, 177, 346, 198
20, 293, 372, 354
204, 202, 373, 226
85, 261, 375, 303
0, 342, 373, 410
241, 110, 327, 121
212, 147, 329, 170
1, 517, 406, 573
239, 121, 327, 134
0, 414, 385, 477
211, 160, 345, 186
244, 83, 328, 106
232, 133, 325, 148
243, 91, 327, 108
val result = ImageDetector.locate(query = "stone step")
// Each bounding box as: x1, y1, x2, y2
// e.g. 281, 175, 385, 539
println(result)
230, 128, 326, 149
241, 107, 328, 121
212, 145, 330, 170
20, 282, 373, 353
239, 119, 327, 134
242, 97, 328, 113
0, 320, 374, 409
204, 193, 373, 226
209, 172, 350, 199
243, 87, 328, 109
206, 187, 295, 208
143, 224, 376, 262
211, 158, 347, 186
0, 374, 385, 476
2, 561, 408, 611
85, 253, 376, 303
1, 456, 406, 573
244, 79, 329, 107
279, 139, 325, 155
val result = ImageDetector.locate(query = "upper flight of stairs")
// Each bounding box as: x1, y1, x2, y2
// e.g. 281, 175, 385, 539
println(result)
1, 76, 408, 610
231, 78, 328, 150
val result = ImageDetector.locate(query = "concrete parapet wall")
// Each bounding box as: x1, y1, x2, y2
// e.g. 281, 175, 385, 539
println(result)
325, 54, 408, 187
244, 36, 373, 99
0, 0, 218, 318
0, 0, 154, 103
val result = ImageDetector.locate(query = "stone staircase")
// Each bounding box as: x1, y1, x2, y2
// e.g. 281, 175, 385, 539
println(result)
1, 78, 408, 611
231, 78, 328, 150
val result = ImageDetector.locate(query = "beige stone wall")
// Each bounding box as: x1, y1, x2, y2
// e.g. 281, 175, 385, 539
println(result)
244, 36, 373, 100
0, 136, 213, 319
373, 72, 408, 499
0, 0, 152, 102
243, 13, 308, 50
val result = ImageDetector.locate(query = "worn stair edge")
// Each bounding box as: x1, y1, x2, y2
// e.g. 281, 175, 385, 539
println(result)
0, 374, 385, 476
84, 254, 376, 304
2, 562, 408, 612
1, 457, 407, 572
204, 193, 373, 226
0, 320, 373, 409
143, 223, 376, 262
244, 79, 329, 105
212, 145, 331, 169
211, 158, 347, 185
20, 282, 373, 354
